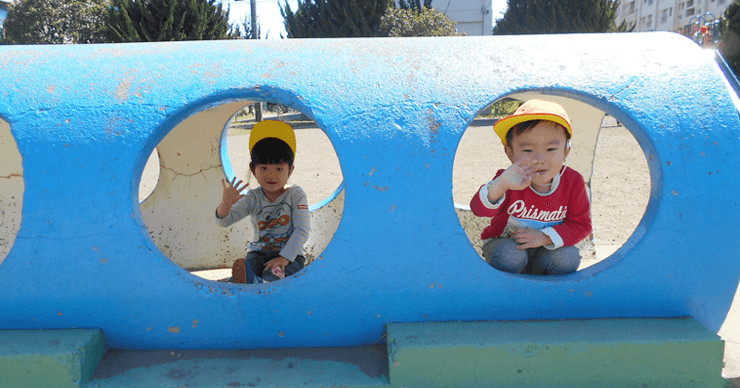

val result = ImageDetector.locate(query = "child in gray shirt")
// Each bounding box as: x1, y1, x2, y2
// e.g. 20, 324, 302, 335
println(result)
216, 120, 310, 283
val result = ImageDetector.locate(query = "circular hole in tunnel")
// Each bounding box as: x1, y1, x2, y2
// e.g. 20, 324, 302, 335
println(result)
0, 118, 23, 266
138, 100, 344, 283
452, 94, 650, 274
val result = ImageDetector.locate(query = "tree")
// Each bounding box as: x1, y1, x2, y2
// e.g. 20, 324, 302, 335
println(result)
1, 0, 109, 44
281, 0, 391, 38
379, 7, 464, 37
104, 0, 239, 42
493, 0, 629, 35
397, 0, 432, 12
721, 0, 740, 76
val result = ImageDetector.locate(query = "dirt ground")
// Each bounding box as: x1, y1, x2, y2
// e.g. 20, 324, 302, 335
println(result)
139, 113, 738, 383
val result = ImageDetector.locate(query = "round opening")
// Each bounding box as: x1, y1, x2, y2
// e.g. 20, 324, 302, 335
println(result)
138, 100, 344, 282
0, 118, 23, 266
453, 94, 650, 274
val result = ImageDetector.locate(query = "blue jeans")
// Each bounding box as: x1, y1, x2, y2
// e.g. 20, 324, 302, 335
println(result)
245, 250, 306, 283
481, 237, 580, 275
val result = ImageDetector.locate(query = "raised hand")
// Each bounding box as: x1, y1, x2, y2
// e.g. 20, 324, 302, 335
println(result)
485, 159, 538, 203
499, 159, 537, 191
217, 177, 248, 218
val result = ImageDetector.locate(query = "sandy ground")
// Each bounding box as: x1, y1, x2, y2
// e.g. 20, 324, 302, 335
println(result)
139, 114, 739, 383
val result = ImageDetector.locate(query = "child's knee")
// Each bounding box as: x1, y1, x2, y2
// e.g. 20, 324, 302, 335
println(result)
484, 238, 528, 274
231, 258, 247, 283
533, 246, 581, 274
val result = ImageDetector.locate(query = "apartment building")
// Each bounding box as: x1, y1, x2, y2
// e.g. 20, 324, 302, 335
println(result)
617, 0, 731, 33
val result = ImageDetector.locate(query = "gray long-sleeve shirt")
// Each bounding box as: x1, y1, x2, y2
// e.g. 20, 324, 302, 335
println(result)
216, 186, 310, 262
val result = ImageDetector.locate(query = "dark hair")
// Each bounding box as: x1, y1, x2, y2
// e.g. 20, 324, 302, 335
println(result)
505, 119, 570, 146
249, 137, 294, 169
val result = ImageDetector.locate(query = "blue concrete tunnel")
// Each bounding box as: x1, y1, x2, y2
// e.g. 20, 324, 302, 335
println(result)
0, 33, 739, 353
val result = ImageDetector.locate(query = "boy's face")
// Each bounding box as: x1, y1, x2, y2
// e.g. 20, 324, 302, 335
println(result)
505, 121, 570, 188
251, 162, 293, 197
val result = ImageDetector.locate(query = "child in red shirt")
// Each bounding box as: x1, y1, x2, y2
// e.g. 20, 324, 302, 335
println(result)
470, 99, 592, 275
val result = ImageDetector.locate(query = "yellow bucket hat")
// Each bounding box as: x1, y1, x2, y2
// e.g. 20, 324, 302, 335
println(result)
248, 120, 296, 155
493, 99, 572, 146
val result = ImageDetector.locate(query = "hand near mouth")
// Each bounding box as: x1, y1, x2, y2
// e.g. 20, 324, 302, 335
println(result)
500, 159, 538, 191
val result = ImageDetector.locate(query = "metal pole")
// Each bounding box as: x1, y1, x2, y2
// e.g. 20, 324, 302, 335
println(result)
250, 0, 259, 39
250, 0, 263, 121
250, 0, 262, 123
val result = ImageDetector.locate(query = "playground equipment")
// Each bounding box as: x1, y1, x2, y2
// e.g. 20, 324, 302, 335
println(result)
0, 33, 739, 386
681, 12, 722, 47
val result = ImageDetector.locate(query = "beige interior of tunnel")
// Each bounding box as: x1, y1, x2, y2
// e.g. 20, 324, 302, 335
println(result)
139, 101, 344, 273
0, 118, 23, 265
453, 93, 650, 271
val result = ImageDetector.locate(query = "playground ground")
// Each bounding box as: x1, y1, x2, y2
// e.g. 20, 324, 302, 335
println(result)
139, 114, 740, 384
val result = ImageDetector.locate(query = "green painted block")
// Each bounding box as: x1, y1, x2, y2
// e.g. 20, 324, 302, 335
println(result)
387, 318, 728, 388
0, 329, 105, 388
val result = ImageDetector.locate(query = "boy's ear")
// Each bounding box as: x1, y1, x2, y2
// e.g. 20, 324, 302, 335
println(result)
564, 140, 572, 158
288, 165, 295, 177
504, 145, 515, 163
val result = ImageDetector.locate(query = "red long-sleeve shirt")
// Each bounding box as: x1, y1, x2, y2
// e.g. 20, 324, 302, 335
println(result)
470, 166, 592, 249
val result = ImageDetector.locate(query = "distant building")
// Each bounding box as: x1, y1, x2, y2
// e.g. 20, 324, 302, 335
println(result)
0, 0, 11, 28
394, 0, 494, 36
616, 0, 731, 45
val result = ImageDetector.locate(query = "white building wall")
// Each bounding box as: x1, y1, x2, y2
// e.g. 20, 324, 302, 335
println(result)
395, 0, 494, 36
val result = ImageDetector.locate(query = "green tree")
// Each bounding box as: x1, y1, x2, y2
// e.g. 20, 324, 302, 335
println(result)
104, 0, 239, 42
397, 0, 432, 12
379, 7, 464, 37
721, 0, 740, 75
281, 0, 391, 38
493, 0, 629, 35
1, 0, 109, 44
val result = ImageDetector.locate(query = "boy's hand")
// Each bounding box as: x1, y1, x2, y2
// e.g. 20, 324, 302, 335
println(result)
264, 256, 289, 278
486, 159, 537, 203
500, 159, 537, 191
514, 228, 553, 249
217, 177, 247, 217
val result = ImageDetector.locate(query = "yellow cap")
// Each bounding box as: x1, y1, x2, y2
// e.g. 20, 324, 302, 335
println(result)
493, 99, 572, 146
248, 120, 296, 155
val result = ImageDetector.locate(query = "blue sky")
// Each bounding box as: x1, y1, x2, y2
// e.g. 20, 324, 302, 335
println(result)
226, 0, 508, 39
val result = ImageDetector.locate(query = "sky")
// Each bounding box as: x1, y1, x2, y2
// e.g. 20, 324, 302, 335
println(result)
225, 0, 508, 39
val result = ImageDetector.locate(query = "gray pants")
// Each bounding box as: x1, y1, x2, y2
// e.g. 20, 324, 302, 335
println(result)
481, 237, 580, 275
